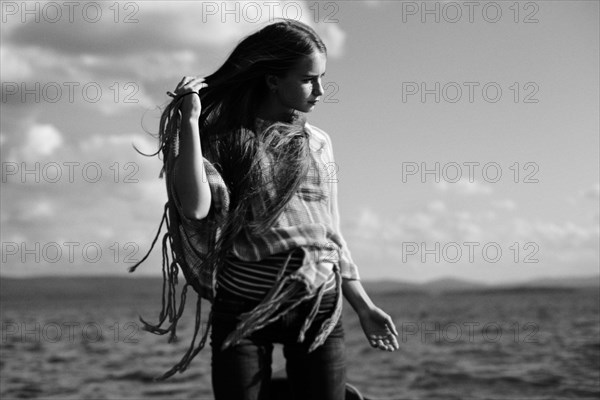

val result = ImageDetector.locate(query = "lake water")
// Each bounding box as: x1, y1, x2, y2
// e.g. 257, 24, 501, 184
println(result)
1, 278, 598, 399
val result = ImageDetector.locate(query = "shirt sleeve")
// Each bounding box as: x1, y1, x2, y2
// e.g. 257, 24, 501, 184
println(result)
316, 126, 361, 281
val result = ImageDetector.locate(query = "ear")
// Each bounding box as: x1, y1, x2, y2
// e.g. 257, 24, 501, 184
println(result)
265, 74, 279, 92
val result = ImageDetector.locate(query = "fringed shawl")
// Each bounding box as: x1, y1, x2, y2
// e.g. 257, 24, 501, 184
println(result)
129, 117, 351, 380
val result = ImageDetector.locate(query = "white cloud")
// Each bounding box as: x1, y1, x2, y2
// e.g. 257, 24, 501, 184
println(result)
566, 183, 600, 215
312, 23, 347, 58
17, 199, 55, 221
362, 0, 383, 8
456, 219, 482, 241
346, 201, 599, 282
427, 200, 446, 213
437, 178, 493, 195
14, 124, 64, 161
355, 206, 382, 232
483, 210, 496, 221
0, 45, 34, 81
582, 183, 600, 200
491, 199, 517, 211
454, 211, 472, 220
2, 2, 347, 116
456, 178, 493, 195
1, 125, 169, 274
510, 217, 599, 249
5, 1, 346, 59
78, 132, 157, 156
133, 1, 347, 58
96, 227, 116, 240
137, 181, 168, 206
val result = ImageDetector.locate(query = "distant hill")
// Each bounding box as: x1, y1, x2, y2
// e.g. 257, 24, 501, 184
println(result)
519, 275, 600, 288
0, 276, 164, 305
419, 277, 488, 292
363, 275, 599, 295
0, 274, 598, 303
360, 279, 424, 295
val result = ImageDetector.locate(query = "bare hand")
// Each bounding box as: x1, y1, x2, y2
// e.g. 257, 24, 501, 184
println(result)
358, 306, 399, 352
171, 76, 205, 119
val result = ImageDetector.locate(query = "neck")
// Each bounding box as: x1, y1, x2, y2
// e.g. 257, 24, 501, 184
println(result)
256, 94, 296, 123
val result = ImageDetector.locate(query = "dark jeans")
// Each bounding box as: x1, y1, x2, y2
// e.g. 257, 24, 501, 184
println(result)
210, 287, 346, 400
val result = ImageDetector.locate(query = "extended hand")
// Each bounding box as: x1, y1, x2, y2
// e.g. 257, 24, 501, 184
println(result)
358, 306, 399, 352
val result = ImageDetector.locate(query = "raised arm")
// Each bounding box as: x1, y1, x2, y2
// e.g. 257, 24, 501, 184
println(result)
171, 76, 212, 220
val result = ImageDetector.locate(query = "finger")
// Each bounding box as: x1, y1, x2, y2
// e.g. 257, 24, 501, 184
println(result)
183, 77, 204, 87
389, 334, 399, 350
388, 320, 399, 337
188, 82, 206, 92
381, 342, 392, 352
175, 80, 205, 96
177, 76, 191, 87
176, 76, 201, 91
370, 338, 385, 349
381, 337, 393, 352
370, 333, 386, 340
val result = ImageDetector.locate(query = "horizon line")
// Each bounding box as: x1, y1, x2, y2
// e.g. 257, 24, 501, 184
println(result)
1, 273, 598, 287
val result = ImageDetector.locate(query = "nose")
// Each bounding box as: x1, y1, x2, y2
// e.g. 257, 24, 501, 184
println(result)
313, 78, 324, 97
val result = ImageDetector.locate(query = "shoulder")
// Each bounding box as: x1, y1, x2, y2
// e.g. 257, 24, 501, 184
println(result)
305, 122, 334, 152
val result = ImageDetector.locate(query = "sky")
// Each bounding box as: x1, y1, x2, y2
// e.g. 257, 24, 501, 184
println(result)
1, 0, 598, 284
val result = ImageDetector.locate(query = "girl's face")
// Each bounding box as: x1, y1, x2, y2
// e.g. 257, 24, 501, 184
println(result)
273, 51, 327, 114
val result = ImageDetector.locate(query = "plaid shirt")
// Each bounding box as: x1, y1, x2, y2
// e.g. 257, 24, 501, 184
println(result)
173, 118, 360, 298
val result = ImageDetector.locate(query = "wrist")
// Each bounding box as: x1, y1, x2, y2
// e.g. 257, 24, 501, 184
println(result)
355, 301, 377, 317
180, 99, 201, 122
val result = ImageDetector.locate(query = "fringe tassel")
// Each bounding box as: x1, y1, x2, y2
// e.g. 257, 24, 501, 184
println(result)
219, 251, 310, 350
154, 297, 212, 381
138, 232, 174, 334
128, 200, 212, 381
297, 279, 326, 343
308, 266, 343, 353
220, 280, 314, 351
128, 203, 168, 273
220, 256, 343, 353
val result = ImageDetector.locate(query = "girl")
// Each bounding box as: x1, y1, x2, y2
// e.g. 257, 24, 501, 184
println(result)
157, 18, 398, 400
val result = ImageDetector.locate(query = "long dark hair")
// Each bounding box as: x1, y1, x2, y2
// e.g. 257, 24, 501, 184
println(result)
157, 18, 327, 288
